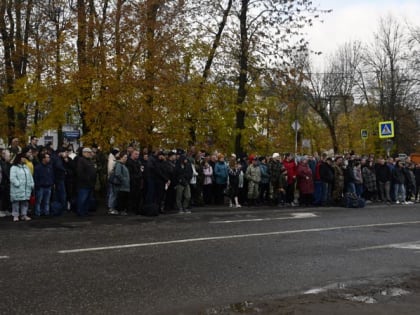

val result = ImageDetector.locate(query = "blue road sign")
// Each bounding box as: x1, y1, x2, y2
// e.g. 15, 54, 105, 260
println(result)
379, 121, 394, 139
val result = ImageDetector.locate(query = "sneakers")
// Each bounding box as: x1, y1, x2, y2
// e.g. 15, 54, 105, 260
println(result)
119, 211, 128, 216
402, 201, 410, 205
21, 215, 31, 221
108, 209, 119, 215
396, 201, 400, 204
13, 216, 19, 222
235, 204, 242, 208
0, 211, 6, 218
229, 202, 233, 208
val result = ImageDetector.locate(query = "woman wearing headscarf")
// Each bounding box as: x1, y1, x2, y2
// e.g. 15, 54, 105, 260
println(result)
297, 156, 314, 206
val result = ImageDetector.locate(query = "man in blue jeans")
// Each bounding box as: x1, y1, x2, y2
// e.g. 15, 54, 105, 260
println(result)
76, 147, 97, 217
34, 153, 54, 216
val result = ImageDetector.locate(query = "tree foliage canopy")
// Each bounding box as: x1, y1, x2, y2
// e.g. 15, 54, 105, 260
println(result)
0, 2, 419, 155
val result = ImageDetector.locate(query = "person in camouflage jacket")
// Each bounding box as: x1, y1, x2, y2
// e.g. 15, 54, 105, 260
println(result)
332, 156, 345, 204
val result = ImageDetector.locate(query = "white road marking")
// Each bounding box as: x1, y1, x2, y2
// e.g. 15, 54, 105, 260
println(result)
304, 288, 328, 294
0, 256, 10, 259
353, 241, 420, 252
58, 220, 420, 254
210, 212, 318, 224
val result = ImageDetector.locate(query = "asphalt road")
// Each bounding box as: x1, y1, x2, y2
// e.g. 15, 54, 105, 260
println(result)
1, 202, 420, 314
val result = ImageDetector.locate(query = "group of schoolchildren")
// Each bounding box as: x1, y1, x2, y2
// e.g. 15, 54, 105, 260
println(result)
1, 137, 419, 222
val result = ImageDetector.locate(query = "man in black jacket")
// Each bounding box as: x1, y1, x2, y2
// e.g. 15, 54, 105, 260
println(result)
375, 157, 392, 203
126, 149, 143, 214
174, 156, 193, 213
76, 147, 97, 217
320, 157, 335, 205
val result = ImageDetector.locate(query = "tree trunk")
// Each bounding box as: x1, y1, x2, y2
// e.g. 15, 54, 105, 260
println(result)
235, 0, 249, 156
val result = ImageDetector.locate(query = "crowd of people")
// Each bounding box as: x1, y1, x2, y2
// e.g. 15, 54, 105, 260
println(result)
1, 136, 419, 222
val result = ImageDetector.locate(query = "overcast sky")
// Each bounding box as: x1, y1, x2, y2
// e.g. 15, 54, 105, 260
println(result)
306, 0, 420, 65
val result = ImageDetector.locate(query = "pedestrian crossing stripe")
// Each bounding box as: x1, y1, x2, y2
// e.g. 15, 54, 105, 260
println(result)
379, 121, 394, 139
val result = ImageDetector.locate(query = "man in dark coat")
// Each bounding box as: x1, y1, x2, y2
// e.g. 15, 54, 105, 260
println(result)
34, 153, 54, 216
125, 149, 143, 214
76, 147, 97, 216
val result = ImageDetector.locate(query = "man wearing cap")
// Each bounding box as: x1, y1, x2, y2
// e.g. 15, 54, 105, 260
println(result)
76, 147, 97, 217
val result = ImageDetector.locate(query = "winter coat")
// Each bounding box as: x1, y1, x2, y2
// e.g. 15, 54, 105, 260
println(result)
126, 158, 143, 188
34, 162, 54, 189
259, 163, 270, 184
297, 163, 314, 194
52, 155, 66, 183
353, 167, 363, 184
362, 166, 377, 192
392, 166, 405, 185
214, 161, 229, 185
146, 155, 169, 184
269, 160, 283, 185
174, 160, 193, 186
77, 156, 97, 189
404, 167, 416, 191
415, 167, 420, 185
320, 162, 334, 183
375, 163, 392, 183
228, 167, 241, 190
10, 164, 34, 202
333, 164, 345, 191
283, 159, 297, 185
202, 165, 213, 185
113, 161, 130, 192
245, 164, 261, 183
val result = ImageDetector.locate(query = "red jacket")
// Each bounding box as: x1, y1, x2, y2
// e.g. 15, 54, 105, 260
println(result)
283, 158, 297, 185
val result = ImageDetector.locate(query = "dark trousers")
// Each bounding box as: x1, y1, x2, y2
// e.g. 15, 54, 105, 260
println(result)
285, 182, 295, 204
77, 188, 94, 216
202, 184, 213, 205
129, 185, 143, 213
117, 191, 130, 212
215, 183, 226, 205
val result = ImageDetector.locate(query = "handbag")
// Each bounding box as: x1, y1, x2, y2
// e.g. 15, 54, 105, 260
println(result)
109, 173, 122, 185
29, 194, 36, 206
108, 164, 122, 185
223, 185, 232, 196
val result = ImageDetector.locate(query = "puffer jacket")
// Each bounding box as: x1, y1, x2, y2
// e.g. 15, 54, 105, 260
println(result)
10, 164, 34, 201
245, 164, 261, 183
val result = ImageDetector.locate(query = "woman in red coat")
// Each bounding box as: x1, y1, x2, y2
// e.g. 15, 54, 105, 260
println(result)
283, 153, 297, 205
297, 156, 314, 206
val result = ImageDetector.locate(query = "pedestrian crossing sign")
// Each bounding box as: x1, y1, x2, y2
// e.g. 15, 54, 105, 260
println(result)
378, 121, 394, 139
360, 129, 368, 139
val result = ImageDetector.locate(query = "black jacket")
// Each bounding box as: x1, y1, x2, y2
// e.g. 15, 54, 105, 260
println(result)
174, 159, 193, 186
77, 157, 97, 189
